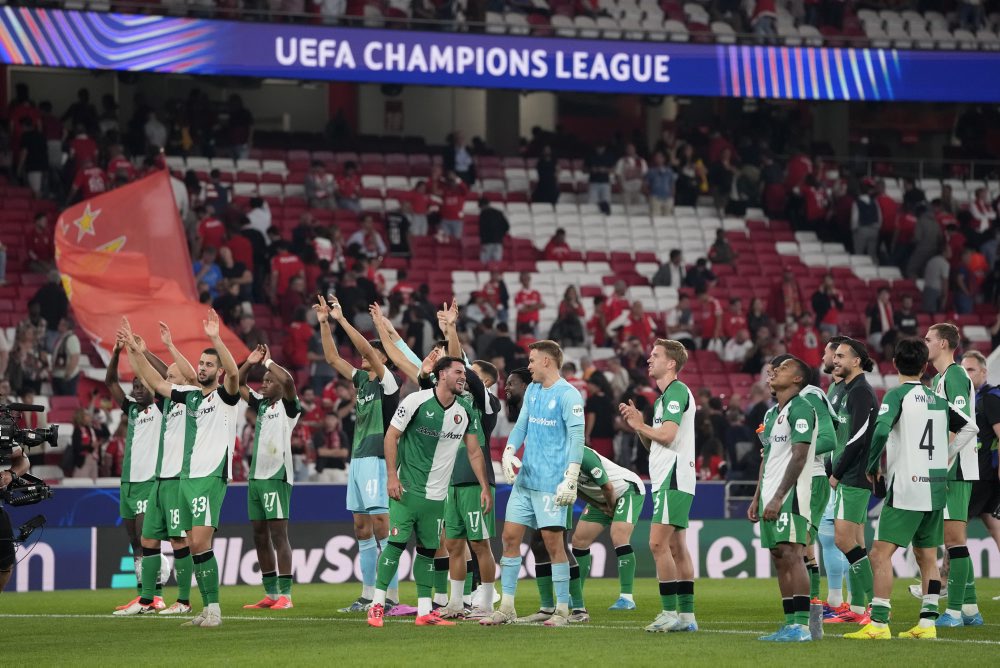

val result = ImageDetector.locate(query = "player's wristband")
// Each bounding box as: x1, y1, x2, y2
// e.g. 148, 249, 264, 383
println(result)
264, 359, 275, 370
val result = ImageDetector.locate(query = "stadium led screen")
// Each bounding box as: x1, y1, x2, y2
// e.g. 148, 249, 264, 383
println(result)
3, 7, 1000, 102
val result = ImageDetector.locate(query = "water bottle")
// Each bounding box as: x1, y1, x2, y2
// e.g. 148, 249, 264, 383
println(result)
809, 602, 824, 640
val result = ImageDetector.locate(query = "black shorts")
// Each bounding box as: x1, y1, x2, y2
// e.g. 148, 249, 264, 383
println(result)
968, 480, 1000, 518
0, 508, 14, 570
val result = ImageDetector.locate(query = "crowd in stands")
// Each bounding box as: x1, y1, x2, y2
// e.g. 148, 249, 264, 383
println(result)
4, 81, 1000, 488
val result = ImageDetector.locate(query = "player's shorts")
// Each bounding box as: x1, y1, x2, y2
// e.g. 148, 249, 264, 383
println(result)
119, 480, 155, 520
833, 484, 870, 525
809, 475, 832, 542
944, 480, 973, 522
388, 490, 445, 548
248, 479, 292, 521
760, 511, 809, 549
875, 506, 943, 548
142, 478, 186, 540
580, 488, 645, 528
505, 483, 573, 531
651, 488, 693, 529
445, 485, 496, 540
969, 480, 1000, 517
179, 476, 227, 530
347, 456, 388, 515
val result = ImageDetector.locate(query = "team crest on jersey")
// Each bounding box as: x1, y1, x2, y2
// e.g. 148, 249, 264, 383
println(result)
879, 404, 890, 415
453, 414, 463, 424
591, 467, 602, 478
667, 400, 681, 414
777, 415, 784, 424
794, 419, 808, 433
548, 399, 556, 410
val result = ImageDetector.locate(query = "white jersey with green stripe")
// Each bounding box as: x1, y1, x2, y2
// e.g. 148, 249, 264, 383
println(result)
390, 388, 473, 501
800, 385, 839, 477
156, 385, 198, 478
247, 390, 302, 483
577, 446, 645, 507
650, 378, 696, 494
173, 384, 241, 480
932, 363, 978, 482
760, 394, 817, 516
120, 397, 161, 484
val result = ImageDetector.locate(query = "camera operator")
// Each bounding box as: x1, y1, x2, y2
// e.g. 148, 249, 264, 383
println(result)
0, 445, 30, 593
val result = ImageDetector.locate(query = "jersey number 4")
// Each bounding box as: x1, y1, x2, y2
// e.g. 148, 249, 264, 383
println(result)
919, 419, 935, 460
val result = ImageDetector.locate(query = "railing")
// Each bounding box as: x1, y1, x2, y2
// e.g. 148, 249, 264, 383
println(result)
773, 154, 1000, 183
723, 479, 756, 519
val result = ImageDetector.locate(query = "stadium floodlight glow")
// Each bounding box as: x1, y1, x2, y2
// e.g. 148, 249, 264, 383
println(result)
3, 7, 1000, 102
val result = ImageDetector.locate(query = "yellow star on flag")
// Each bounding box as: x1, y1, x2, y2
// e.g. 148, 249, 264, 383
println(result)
73, 204, 101, 242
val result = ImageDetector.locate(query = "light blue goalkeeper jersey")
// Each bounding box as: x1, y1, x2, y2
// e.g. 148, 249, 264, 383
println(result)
508, 379, 585, 492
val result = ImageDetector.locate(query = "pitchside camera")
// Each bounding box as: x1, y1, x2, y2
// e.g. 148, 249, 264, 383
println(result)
0, 403, 55, 508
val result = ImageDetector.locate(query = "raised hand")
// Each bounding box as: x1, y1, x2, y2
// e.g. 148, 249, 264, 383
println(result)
261, 344, 272, 363
119, 316, 134, 339
203, 309, 221, 339
159, 321, 173, 347
325, 294, 345, 322
618, 400, 644, 430
314, 294, 331, 323
132, 334, 147, 353
246, 344, 266, 366
421, 347, 442, 376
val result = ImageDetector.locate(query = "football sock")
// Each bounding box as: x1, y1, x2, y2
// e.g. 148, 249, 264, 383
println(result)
782, 597, 794, 625
919, 580, 941, 627
806, 558, 820, 600
845, 546, 872, 612
534, 561, 554, 610
449, 579, 464, 609
500, 555, 521, 608
572, 548, 591, 589
615, 545, 635, 597
569, 565, 584, 610
415, 550, 436, 617
134, 556, 142, 596
278, 574, 292, 600
818, 528, 849, 604
192, 550, 220, 605
358, 537, 377, 595
552, 561, 570, 608
262, 570, 278, 599
659, 580, 678, 613
464, 560, 474, 604
375, 542, 404, 591
870, 597, 890, 628
433, 557, 449, 606
962, 549, 979, 615
678, 580, 695, 617
140, 547, 160, 604
946, 545, 970, 615
173, 547, 192, 604
793, 594, 810, 627
474, 583, 492, 609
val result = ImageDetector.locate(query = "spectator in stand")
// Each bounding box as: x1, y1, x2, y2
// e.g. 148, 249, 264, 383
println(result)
584, 372, 616, 460
652, 248, 685, 287
478, 196, 510, 263
438, 171, 469, 242
723, 328, 754, 364
67, 125, 98, 167
514, 271, 543, 336
811, 272, 844, 335
874, 178, 899, 258
907, 202, 943, 279
62, 88, 97, 135
606, 300, 657, 347
585, 142, 614, 214
614, 142, 647, 207
313, 413, 349, 483
643, 150, 676, 216
604, 279, 630, 324
27, 213, 54, 273
224, 94, 254, 159
66, 158, 109, 204
708, 147, 738, 215
409, 180, 431, 235
464, 291, 497, 329
514, 321, 537, 352
696, 286, 723, 350
709, 228, 737, 265
587, 295, 609, 347
247, 197, 272, 243
16, 117, 47, 197
282, 306, 314, 372
542, 227, 572, 261
481, 270, 510, 323
143, 111, 167, 152
238, 313, 269, 351
193, 246, 224, 299
787, 311, 822, 371
955, 246, 987, 315
68, 408, 98, 479
865, 287, 896, 348
30, 270, 68, 346
532, 145, 559, 206
385, 200, 412, 259
674, 142, 706, 207
49, 317, 81, 397
960, 0, 985, 31
746, 296, 772, 340
270, 240, 305, 304
305, 160, 336, 209
443, 130, 476, 186
684, 257, 717, 292
336, 161, 362, 212
562, 362, 588, 400
213, 279, 245, 328
603, 355, 630, 400
769, 269, 803, 326
800, 174, 829, 235
749, 0, 778, 41
550, 287, 585, 347
38, 101, 62, 174
665, 293, 696, 350
484, 322, 520, 373
279, 275, 309, 324
851, 178, 881, 260
902, 177, 926, 210
346, 214, 387, 259
971, 187, 996, 234
722, 297, 747, 340
894, 294, 919, 337
922, 243, 950, 313
202, 169, 230, 214
196, 205, 227, 255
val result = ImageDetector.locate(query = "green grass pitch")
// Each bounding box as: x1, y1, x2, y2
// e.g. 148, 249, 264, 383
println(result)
3, 579, 997, 665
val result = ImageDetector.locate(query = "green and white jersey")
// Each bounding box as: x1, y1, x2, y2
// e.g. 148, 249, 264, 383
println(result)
450, 393, 494, 487
352, 368, 400, 459
932, 363, 978, 482
247, 390, 302, 484
827, 379, 845, 410
800, 385, 839, 477
173, 384, 241, 480
120, 397, 162, 484
868, 381, 961, 511
156, 385, 198, 478
650, 379, 696, 494
760, 394, 817, 517
390, 389, 473, 501
577, 446, 645, 507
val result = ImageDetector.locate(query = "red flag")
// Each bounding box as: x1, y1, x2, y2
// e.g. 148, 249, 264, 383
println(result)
55, 171, 249, 375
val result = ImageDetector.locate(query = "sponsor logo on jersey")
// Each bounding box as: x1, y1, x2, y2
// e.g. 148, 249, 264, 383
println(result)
771, 434, 789, 443
529, 416, 557, 427
425, 411, 435, 419
356, 392, 377, 407
794, 419, 808, 433
879, 404, 890, 415
667, 400, 681, 414
396, 406, 406, 419
911, 474, 947, 483
572, 404, 584, 417
416, 426, 464, 440
591, 467, 602, 478
954, 396, 967, 409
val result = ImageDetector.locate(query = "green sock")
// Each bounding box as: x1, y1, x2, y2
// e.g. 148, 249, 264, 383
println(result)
376, 543, 403, 590
193, 551, 220, 605
947, 554, 971, 611
434, 557, 449, 597
659, 581, 677, 612
464, 566, 474, 597
870, 597, 890, 625
615, 545, 635, 595
569, 565, 585, 609
808, 565, 820, 600
262, 571, 278, 597
783, 598, 794, 625
678, 581, 695, 614
278, 574, 292, 598
847, 547, 873, 608
536, 562, 554, 610
414, 553, 435, 601
140, 553, 160, 602
964, 566, 977, 606
174, 549, 193, 603
794, 595, 811, 626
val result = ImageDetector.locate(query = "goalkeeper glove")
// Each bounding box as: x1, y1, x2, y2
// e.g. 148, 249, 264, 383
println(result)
554, 462, 580, 506
501, 445, 521, 484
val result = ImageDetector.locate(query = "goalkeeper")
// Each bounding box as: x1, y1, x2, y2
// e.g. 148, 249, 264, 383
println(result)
481, 340, 585, 628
